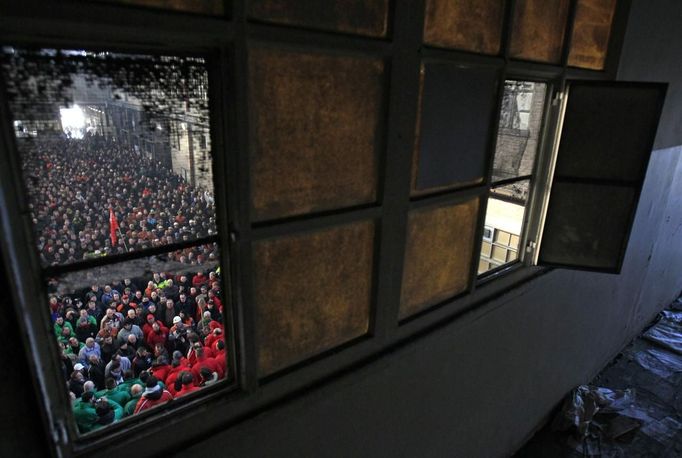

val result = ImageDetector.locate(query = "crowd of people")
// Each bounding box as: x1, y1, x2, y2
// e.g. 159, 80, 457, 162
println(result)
55, 266, 228, 433
23, 135, 228, 433
19, 136, 218, 266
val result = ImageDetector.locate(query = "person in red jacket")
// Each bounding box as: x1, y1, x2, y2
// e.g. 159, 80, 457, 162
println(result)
133, 375, 173, 414
149, 356, 171, 384
192, 271, 207, 288
204, 325, 224, 351
145, 322, 168, 349
141, 314, 160, 339
190, 347, 220, 386
176, 372, 200, 398
164, 351, 190, 391
213, 340, 227, 380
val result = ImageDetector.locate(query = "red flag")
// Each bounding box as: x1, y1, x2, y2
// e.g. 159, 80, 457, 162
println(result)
109, 208, 119, 246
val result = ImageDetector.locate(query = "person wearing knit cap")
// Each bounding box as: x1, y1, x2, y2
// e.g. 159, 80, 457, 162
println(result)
133, 375, 173, 414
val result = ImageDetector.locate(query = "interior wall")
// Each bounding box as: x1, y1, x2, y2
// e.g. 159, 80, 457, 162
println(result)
178, 151, 682, 458
176, 3, 682, 457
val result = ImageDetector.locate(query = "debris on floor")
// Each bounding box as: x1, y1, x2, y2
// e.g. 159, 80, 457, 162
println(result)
515, 293, 682, 457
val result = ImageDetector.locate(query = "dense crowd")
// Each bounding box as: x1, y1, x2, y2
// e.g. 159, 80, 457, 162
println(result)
27, 135, 228, 433
19, 136, 217, 266
54, 266, 228, 433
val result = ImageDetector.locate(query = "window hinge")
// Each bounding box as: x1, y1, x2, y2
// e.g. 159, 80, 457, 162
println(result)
526, 240, 537, 253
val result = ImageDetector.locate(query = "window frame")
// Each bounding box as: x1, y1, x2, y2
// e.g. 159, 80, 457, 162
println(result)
477, 77, 555, 281
534, 80, 668, 272
0, 39, 242, 455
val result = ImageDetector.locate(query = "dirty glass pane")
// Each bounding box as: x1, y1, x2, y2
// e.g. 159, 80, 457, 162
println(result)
509, 0, 570, 64
253, 221, 374, 377
1, 48, 216, 267
248, 0, 389, 38
400, 197, 479, 319
568, 0, 617, 70
249, 47, 384, 222
412, 62, 499, 195
493, 81, 547, 183
88, 0, 225, 15
47, 243, 228, 434
423, 0, 505, 55
555, 83, 664, 183
478, 180, 529, 275
540, 183, 635, 270
540, 82, 665, 273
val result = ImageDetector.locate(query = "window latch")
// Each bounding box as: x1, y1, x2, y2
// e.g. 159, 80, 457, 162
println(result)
526, 240, 537, 253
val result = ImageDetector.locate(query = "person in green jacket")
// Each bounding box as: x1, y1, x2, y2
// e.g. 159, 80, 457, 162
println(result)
123, 383, 144, 417
90, 397, 123, 431
73, 391, 123, 433
73, 392, 99, 434
64, 337, 85, 360
95, 378, 132, 408
54, 316, 74, 341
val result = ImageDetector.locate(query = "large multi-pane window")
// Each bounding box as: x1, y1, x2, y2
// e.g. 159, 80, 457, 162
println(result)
0, 1, 667, 456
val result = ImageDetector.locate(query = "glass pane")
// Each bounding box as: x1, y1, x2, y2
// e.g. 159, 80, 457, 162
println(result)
493, 81, 547, 182
413, 62, 499, 195
494, 230, 511, 246
249, 47, 384, 222
555, 83, 664, 183
510, 0, 570, 64
478, 181, 528, 275
423, 0, 505, 55
249, 0, 389, 38
540, 182, 636, 270
1, 48, 216, 267
568, 0, 617, 70
400, 197, 480, 319
481, 241, 492, 257
47, 244, 228, 434
491, 245, 507, 262
88, 0, 225, 15
253, 222, 374, 377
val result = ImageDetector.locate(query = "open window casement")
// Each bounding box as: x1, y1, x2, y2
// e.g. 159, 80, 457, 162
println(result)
536, 81, 667, 273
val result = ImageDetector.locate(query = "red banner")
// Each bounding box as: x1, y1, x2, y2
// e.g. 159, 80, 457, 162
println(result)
109, 208, 119, 246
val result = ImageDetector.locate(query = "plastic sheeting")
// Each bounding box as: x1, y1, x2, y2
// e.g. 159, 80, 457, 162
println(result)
554, 385, 635, 436
661, 309, 682, 324
643, 313, 682, 355
640, 416, 682, 443
633, 347, 682, 378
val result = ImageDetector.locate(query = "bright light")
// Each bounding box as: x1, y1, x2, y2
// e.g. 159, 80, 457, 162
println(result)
60, 104, 86, 139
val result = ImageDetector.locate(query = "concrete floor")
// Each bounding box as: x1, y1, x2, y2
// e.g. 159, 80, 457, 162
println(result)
516, 295, 682, 458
